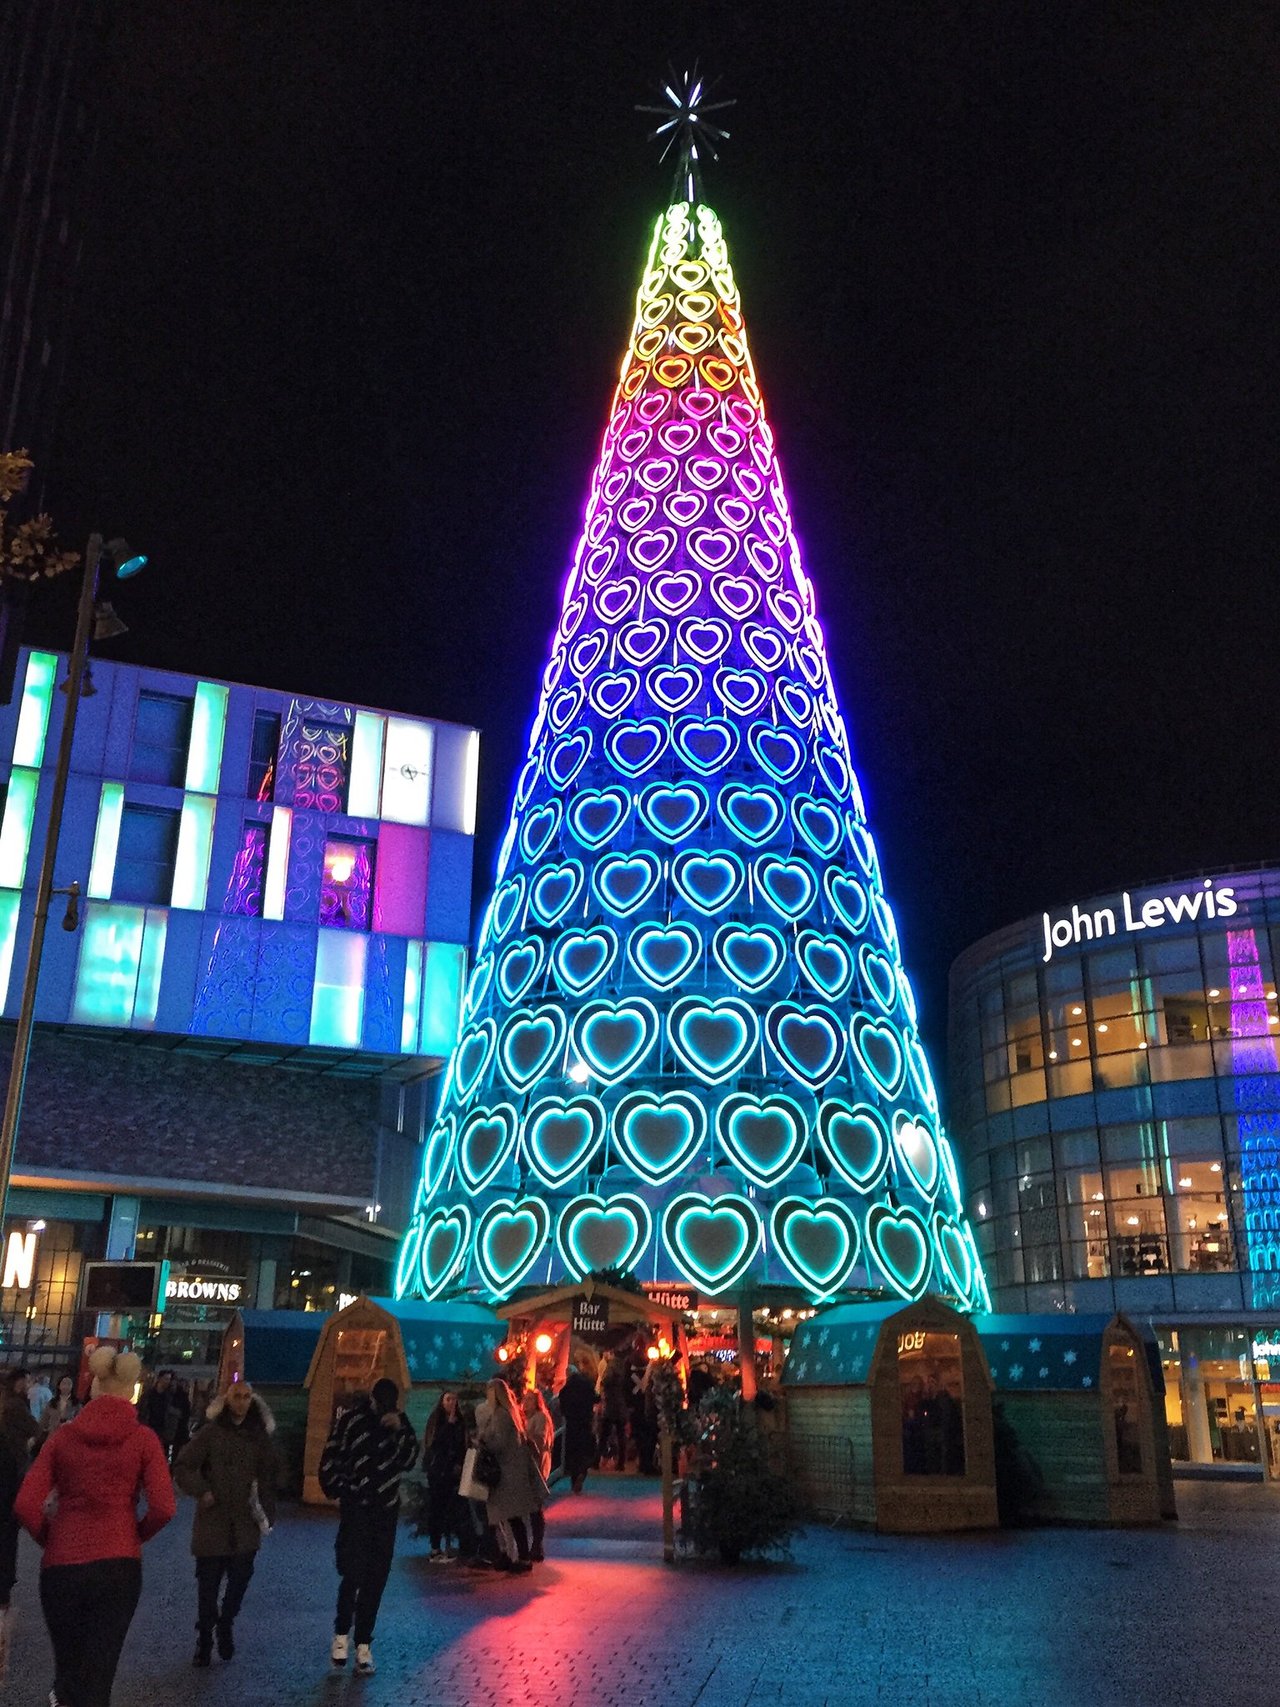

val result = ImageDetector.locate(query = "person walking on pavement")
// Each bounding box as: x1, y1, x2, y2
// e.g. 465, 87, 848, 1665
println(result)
522, 1388, 553, 1562
174, 1380, 278, 1667
319, 1378, 417, 1675
40, 1372, 81, 1441
477, 1378, 540, 1571
0, 1369, 38, 1467
557, 1361, 598, 1494
14, 1345, 175, 1707
26, 1370, 53, 1425
422, 1391, 467, 1561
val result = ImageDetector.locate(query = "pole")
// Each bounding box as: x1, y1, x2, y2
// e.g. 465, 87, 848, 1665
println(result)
0, 533, 101, 1232
661, 1425, 675, 1563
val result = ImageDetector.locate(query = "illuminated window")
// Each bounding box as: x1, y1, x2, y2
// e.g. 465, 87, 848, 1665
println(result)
320, 838, 374, 931
420, 942, 466, 1056
13, 651, 57, 768
0, 769, 38, 888
381, 719, 433, 826
113, 805, 180, 905
72, 902, 168, 1027
130, 690, 193, 787
348, 712, 385, 817
309, 930, 368, 1048
185, 682, 229, 793
247, 711, 281, 802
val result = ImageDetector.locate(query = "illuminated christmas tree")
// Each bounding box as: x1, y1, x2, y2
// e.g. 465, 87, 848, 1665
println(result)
396, 84, 989, 1311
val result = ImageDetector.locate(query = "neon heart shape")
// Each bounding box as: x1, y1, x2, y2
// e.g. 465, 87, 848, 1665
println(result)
627, 921, 702, 990
497, 938, 545, 1004
711, 576, 761, 618
866, 1205, 931, 1300
628, 528, 677, 572
542, 647, 568, 697
742, 623, 786, 670
708, 423, 744, 457
726, 396, 756, 431
635, 454, 678, 492
612, 1090, 707, 1184
524, 1095, 606, 1187
668, 995, 758, 1083
530, 860, 583, 927
776, 680, 813, 730
487, 877, 525, 942
618, 618, 670, 666
419, 1115, 457, 1204
687, 456, 728, 491
663, 1193, 762, 1293
475, 1197, 551, 1297
638, 781, 708, 843
937, 1131, 962, 1205
605, 719, 669, 777
797, 931, 854, 999
548, 732, 591, 788
893, 1111, 940, 1199
574, 998, 659, 1085
688, 528, 738, 571
897, 967, 917, 1026
568, 787, 630, 849
858, 944, 897, 1015
494, 1003, 564, 1092
673, 321, 714, 355
717, 1092, 808, 1187
825, 870, 869, 933
732, 464, 765, 502
459, 1104, 520, 1191
451, 1021, 496, 1101
677, 616, 731, 662
584, 540, 620, 583
633, 390, 669, 423
847, 821, 880, 883
755, 855, 816, 922
745, 536, 781, 578
850, 1014, 905, 1098
394, 1216, 424, 1298
700, 357, 737, 392
715, 667, 768, 716
767, 588, 804, 631
664, 489, 707, 526
795, 643, 824, 688
559, 594, 587, 640
618, 495, 657, 532
770, 1197, 862, 1298
520, 802, 561, 863
718, 784, 784, 845
597, 578, 641, 623
552, 927, 618, 996
593, 850, 661, 917
791, 796, 841, 857
748, 723, 805, 783
649, 572, 701, 616
716, 496, 754, 532
872, 892, 899, 953
816, 743, 850, 799
766, 1002, 846, 1088
646, 664, 702, 712
618, 427, 652, 462
420, 1204, 472, 1299
464, 955, 494, 1017
588, 670, 640, 719
905, 1032, 938, 1112
548, 685, 584, 731
681, 387, 719, 418
569, 629, 607, 677
672, 849, 744, 915
932, 1212, 974, 1301
556, 1193, 653, 1279
712, 922, 785, 991
674, 716, 739, 775
658, 419, 698, 454
817, 1101, 889, 1191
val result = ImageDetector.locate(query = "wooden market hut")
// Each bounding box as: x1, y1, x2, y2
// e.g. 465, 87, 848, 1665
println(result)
495, 1279, 690, 1385
781, 1297, 998, 1533
974, 1312, 1176, 1526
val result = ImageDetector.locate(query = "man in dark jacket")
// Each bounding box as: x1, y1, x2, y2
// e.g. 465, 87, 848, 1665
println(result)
319, 1379, 417, 1676
557, 1363, 598, 1494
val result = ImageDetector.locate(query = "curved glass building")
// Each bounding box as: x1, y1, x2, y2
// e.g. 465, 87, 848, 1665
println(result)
949, 867, 1280, 1466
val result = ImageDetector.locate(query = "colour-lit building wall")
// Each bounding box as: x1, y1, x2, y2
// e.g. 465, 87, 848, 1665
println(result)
948, 867, 1280, 1465
0, 646, 477, 1366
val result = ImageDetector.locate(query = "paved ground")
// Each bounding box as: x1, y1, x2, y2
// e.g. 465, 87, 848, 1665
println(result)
8, 1475, 1279, 1706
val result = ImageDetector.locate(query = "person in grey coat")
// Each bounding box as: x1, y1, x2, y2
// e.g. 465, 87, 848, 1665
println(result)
174, 1382, 277, 1666
477, 1379, 541, 1572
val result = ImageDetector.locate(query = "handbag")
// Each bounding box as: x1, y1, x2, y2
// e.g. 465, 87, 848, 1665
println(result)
476, 1444, 502, 1489
458, 1444, 500, 1502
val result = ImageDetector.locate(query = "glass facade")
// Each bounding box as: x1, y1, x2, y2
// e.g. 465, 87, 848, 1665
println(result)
949, 867, 1280, 1466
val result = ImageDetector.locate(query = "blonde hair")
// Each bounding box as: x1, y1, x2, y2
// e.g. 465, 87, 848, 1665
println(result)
484, 1378, 526, 1434
88, 1346, 142, 1399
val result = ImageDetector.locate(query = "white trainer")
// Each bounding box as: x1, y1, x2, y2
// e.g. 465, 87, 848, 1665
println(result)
355, 1644, 376, 1675
331, 1633, 349, 1667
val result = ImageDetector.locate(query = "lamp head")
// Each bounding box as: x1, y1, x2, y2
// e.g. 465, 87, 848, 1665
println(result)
105, 538, 147, 579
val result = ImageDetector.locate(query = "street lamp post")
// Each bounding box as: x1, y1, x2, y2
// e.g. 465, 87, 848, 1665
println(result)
0, 532, 143, 1234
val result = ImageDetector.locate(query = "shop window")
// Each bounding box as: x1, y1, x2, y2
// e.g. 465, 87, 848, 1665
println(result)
1042, 955, 1085, 996
1093, 1051, 1151, 1092
130, 690, 193, 787
1105, 1159, 1162, 1198
1109, 1197, 1168, 1275
247, 711, 281, 802
320, 838, 374, 931
1066, 1238, 1111, 1281
1109, 1344, 1144, 1474
1054, 1130, 1100, 1169
1047, 1058, 1093, 1098
898, 1330, 965, 1475
113, 804, 181, 905
1140, 934, 1202, 973
1167, 1176, 1235, 1272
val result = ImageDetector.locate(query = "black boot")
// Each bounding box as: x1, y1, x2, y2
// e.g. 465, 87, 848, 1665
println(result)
215, 1618, 235, 1661
194, 1627, 213, 1668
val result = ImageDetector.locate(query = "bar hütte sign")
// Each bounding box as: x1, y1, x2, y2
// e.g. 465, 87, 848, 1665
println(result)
1040, 879, 1238, 964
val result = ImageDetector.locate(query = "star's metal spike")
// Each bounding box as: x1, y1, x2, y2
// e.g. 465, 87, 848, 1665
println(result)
637, 64, 734, 203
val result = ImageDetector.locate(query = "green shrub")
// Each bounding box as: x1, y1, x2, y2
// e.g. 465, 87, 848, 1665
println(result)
689, 1389, 801, 1564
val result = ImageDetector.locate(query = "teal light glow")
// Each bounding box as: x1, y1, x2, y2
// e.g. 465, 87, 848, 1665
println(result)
87, 783, 125, 899
348, 711, 385, 817
0, 769, 39, 888
171, 794, 216, 909
72, 903, 168, 1027
134, 910, 168, 1025
0, 890, 21, 1010
401, 939, 424, 1052
309, 929, 368, 1048
13, 651, 57, 768
262, 806, 291, 920
184, 681, 229, 793
420, 942, 466, 1056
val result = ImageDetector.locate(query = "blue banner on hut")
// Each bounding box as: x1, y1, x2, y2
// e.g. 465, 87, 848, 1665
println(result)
236, 1310, 327, 1385
370, 1299, 505, 1383
782, 1302, 904, 1388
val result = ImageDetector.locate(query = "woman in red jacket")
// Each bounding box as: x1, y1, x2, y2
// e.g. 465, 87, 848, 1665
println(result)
15, 1345, 175, 1707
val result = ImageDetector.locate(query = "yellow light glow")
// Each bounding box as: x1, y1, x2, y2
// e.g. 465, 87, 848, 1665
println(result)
534, 1332, 553, 1355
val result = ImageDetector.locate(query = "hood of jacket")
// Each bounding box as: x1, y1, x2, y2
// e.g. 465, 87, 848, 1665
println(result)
66, 1394, 140, 1449
204, 1391, 276, 1435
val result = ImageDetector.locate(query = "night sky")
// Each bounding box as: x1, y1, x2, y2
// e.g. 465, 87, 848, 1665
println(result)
34, 2, 1280, 1070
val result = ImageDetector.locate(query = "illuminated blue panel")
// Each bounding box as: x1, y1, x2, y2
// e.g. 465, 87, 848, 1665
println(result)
88, 783, 125, 899
0, 891, 21, 1009
185, 681, 230, 793
310, 929, 368, 1048
420, 942, 466, 1057
172, 794, 217, 909
13, 651, 57, 768
401, 941, 424, 1052
0, 769, 38, 888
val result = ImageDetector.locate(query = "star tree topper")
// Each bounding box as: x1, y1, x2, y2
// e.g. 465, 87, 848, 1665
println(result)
638, 68, 735, 202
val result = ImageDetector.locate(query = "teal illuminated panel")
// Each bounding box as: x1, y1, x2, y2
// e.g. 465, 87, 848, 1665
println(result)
13, 652, 57, 768
401, 939, 424, 1052
172, 794, 216, 909
0, 890, 21, 1009
348, 711, 384, 818
0, 769, 38, 888
88, 783, 125, 899
263, 806, 291, 921
134, 910, 168, 1025
185, 682, 230, 793
310, 929, 368, 1048
420, 941, 466, 1056
72, 903, 145, 1026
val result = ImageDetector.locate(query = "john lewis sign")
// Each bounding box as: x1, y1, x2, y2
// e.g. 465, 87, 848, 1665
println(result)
1040, 879, 1238, 964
